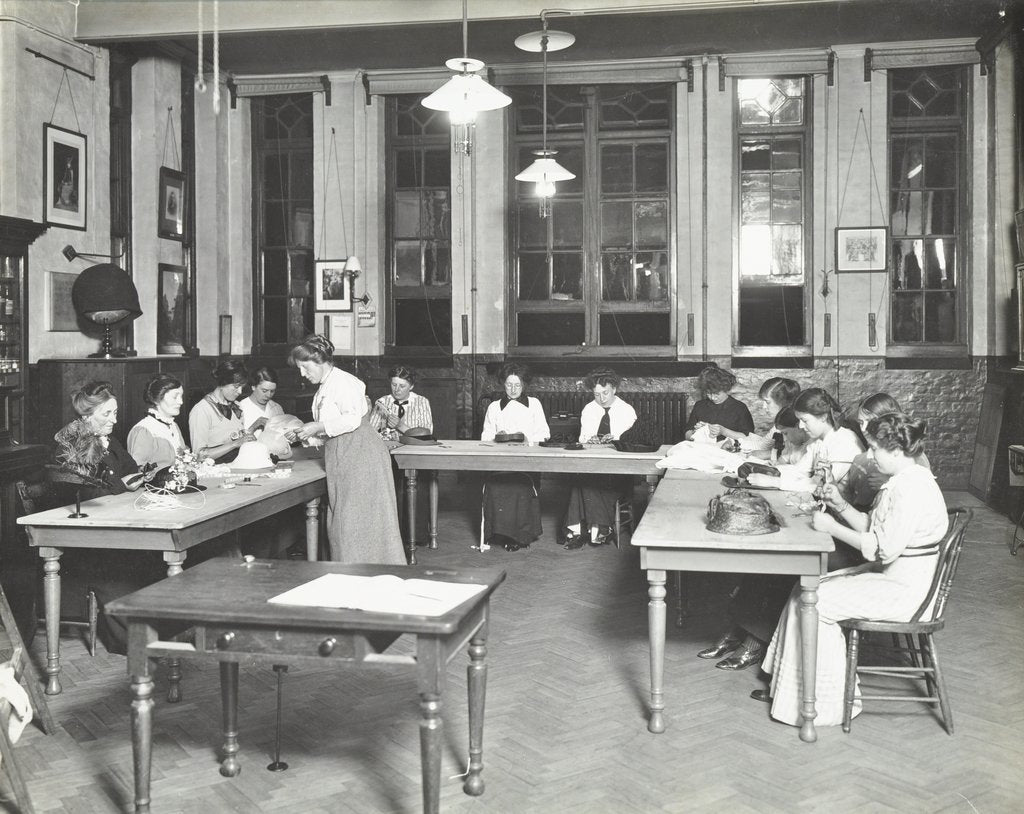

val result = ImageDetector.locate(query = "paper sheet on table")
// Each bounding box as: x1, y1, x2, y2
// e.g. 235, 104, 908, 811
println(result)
268, 574, 487, 616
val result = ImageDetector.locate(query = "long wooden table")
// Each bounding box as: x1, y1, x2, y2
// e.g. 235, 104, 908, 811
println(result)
105, 559, 505, 814
631, 470, 833, 743
391, 441, 670, 562
18, 456, 327, 696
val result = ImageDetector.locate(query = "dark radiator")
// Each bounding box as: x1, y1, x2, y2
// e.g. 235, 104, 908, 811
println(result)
478, 390, 687, 445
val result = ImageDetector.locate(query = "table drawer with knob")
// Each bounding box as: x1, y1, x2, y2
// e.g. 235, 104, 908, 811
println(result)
199, 626, 360, 660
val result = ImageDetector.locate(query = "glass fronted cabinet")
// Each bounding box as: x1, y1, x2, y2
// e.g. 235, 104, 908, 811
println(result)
0, 217, 45, 445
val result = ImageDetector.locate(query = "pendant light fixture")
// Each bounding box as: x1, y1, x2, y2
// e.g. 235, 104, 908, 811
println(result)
422, 0, 511, 155
514, 13, 575, 218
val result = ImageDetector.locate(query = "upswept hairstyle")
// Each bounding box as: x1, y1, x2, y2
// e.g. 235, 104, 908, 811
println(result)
388, 365, 419, 386
249, 366, 279, 387
698, 365, 737, 395
497, 361, 530, 386
793, 387, 844, 429
758, 377, 800, 408
857, 392, 902, 421
773, 406, 800, 430
211, 359, 248, 388
71, 381, 116, 417
866, 412, 927, 458
585, 367, 621, 390
289, 334, 335, 365
143, 373, 183, 407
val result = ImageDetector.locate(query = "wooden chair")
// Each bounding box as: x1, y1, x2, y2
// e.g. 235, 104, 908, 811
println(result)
839, 507, 973, 734
15, 480, 99, 657
613, 496, 634, 549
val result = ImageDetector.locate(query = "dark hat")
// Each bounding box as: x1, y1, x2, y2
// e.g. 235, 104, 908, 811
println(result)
494, 431, 525, 443
705, 490, 780, 535
400, 427, 438, 446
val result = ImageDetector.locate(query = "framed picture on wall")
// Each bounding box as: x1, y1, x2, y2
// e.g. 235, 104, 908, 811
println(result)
157, 166, 186, 241
47, 270, 80, 331
157, 263, 188, 354
314, 259, 352, 311
835, 226, 888, 272
44, 124, 87, 231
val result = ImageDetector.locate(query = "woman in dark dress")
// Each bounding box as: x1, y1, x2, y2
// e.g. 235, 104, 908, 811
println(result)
49, 381, 162, 654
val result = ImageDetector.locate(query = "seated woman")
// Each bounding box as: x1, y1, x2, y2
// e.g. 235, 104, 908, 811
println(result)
127, 373, 186, 471
238, 366, 284, 437
480, 362, 550, 552
683, 366, 754, 446
50, 381, 162, 654
772, 406, 810, 464
846, 392, 930, 511
369, 365, 433, 445
739, 377, 801, 457
756, 412, 948, 727
698, 389, 863, 670
188, 359, 255, 462
562, 368, 637, 549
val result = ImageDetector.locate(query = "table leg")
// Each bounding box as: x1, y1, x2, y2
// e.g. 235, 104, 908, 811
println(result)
646, 568, 667, 733
162, 552, 188, 704
130, 656, 155, 813
305, 496, 321, 561
674, 571, 688, 627
220, 661, 241, 777
645, 475, 658, 497
405, 469, 419, 565
40, 548, 62, 695
797, 575, 819, 744
464, 633, 487, 796
428, 472, 439, 550
419, 691, 442, 814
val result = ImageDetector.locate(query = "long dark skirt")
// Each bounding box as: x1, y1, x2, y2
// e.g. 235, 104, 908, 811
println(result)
483, 473, 542, 546
728, 575, 794, 643
324, 415, 406, 565
563, 475, 630, 530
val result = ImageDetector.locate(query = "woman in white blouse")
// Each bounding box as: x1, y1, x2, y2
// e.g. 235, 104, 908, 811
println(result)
127, 373, 186, 470
238, 366, 285, 436
290, 334, 405, 565
480, 362, 550, 551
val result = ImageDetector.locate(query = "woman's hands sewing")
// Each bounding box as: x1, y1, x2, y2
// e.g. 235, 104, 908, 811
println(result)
810, 482, 851, 533
291, 421, 326, 445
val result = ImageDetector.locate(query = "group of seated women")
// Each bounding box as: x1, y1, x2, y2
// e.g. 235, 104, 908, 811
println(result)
679, 369, 948, 729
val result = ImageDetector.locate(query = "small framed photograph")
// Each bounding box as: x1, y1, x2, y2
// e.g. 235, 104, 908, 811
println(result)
835, 226, 888, 273
44, 124, 87, 231
219, 314, 232, 356
47, 270, 80, 331
157, 263, 188, 354
158, 166, 186, 241
315, 259, 352, 312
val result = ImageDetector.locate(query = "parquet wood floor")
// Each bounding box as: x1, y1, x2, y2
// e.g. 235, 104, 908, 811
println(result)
2, 481, 1022, 813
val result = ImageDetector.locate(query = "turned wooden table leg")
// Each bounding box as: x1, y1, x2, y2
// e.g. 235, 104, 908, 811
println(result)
647, 569, 667, 733
40, 548, 63, 695
405, 469, 419, 565
464, 632, 487, 796
428, 471, 439, 550
162, 552, 188, 703
128, 624, 155, 814
219, 661, 241, 777
419, 691, 442, 814
305, 496, 321, 561
798, 575, 820, 743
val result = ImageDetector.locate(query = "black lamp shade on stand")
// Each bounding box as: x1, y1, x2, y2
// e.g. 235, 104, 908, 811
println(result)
71, 263, 142, 359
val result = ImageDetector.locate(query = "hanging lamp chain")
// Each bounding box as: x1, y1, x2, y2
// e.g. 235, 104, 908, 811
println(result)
462, 0, 468, 60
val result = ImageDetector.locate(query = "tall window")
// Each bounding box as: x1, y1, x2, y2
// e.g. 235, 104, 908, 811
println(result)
385, 95, 451, 353
735, 77, 810, 349
888, 66, 966, 347
510, 83, 673, 354
252, 94, 315, 349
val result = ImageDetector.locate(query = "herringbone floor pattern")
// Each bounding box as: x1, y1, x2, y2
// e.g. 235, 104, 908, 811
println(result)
2, 480, 1022, 813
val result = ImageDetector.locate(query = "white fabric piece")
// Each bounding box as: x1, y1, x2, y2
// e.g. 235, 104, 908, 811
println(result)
0, 662, 32, 746
260, 414, 304, 458
656, 441, 745, 473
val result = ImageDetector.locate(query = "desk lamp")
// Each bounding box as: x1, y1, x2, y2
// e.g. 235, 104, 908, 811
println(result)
70, 262, 142, 359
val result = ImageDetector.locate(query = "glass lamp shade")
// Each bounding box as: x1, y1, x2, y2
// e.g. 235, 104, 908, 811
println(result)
344, 255, 362, 275
515, 156, 575, 195
422, 58, 512, 120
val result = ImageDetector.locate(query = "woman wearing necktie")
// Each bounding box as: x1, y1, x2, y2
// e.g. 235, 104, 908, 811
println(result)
480, 362, 551, 551
188, 360, 255, 462
562, 368, 637, 549
369, 365, 433, 444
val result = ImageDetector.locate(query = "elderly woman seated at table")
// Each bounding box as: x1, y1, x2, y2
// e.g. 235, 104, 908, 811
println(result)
480, 362, 550, 552
754, 412, 948, 727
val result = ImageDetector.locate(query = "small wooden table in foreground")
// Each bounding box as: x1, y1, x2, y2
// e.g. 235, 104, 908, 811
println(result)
106, 558, 506, 814
631, 470, 833, 743
391, 440, 670, 562
18, 455, 327, 696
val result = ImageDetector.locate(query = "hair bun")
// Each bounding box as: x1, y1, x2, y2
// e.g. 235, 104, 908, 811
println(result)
306, 333, 334, 358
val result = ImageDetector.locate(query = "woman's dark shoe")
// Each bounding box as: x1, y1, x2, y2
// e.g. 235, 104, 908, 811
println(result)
588, 526, 614, 547
697, 634, 742, 660
563, 534, 587, 550
716, 643, 764, 670
750, 688, 772, 703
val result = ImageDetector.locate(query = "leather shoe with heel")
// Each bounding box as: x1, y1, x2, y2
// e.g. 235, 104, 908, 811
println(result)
750, 688, 772, 703
697, 633, 742, 660
715, 643, 764, 670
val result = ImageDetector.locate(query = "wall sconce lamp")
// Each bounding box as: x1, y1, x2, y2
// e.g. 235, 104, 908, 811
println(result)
343, 256, 371, 306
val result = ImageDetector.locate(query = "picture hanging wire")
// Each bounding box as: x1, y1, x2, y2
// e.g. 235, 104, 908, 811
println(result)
316, 127, 349, 262
48, 68, 82, 133
162, 107, 180, 171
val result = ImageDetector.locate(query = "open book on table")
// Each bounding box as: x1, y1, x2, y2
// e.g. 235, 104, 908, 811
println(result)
268, 574, 487, 617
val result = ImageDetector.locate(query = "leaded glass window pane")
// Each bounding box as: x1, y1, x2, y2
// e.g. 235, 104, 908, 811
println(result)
737, 78, 805, 127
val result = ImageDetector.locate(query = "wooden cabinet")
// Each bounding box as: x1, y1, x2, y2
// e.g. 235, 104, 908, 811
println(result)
32, 358, 192, 448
